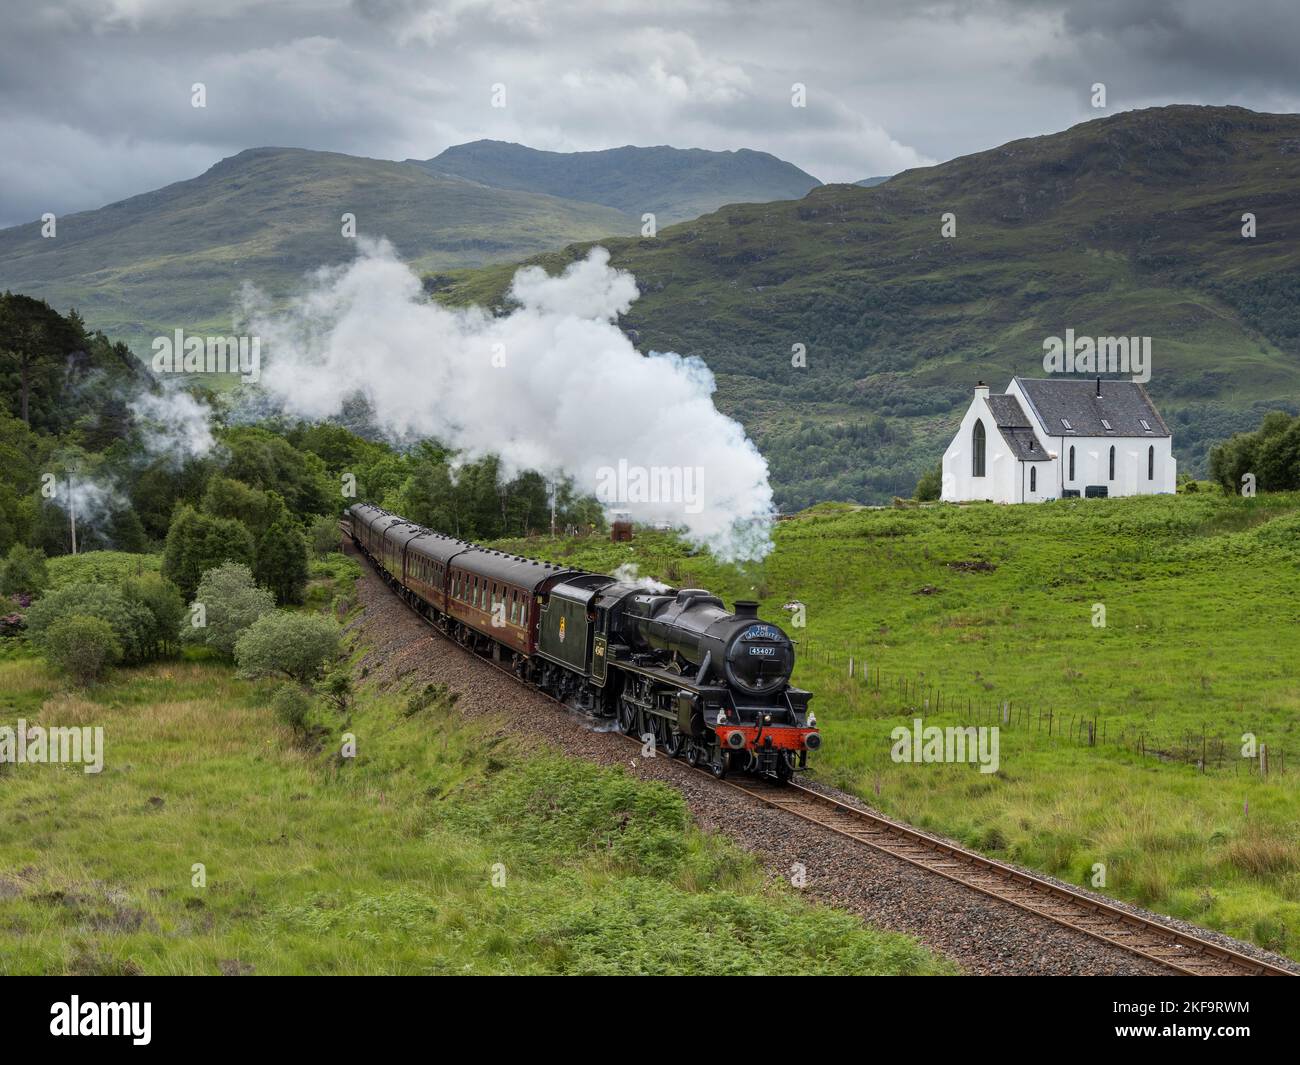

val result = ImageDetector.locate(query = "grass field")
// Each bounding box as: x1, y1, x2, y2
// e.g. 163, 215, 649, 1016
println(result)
489, 489, 1300, 958
0, 558, 949, 975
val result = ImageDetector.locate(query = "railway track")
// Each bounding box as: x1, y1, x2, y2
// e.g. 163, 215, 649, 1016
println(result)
349, 540, 1295, 978
720, 776, 1294, 977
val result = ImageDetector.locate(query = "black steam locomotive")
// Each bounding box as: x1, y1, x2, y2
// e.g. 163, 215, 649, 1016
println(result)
344, 502, 819, 780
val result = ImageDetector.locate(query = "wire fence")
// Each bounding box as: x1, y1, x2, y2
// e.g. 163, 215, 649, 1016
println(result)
791, 637, 1291, 777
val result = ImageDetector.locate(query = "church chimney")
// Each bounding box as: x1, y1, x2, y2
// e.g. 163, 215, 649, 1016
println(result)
975, 380, 989, 400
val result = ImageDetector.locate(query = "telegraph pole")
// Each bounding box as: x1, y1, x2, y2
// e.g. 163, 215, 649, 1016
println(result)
68, 475, 78, 555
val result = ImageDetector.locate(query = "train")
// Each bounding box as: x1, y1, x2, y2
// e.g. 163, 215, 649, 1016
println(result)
343, 502, 819, 781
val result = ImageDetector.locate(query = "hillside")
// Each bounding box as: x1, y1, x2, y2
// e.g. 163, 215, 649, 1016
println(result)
0, 148, 632, 354
435, 106, 1300, 509
415, 140, 822, 225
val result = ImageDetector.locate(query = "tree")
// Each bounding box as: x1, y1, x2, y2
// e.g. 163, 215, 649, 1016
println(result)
201, 475, 289, 542
309, 515, 341, 557
914, 461, 942, 502
221, 427, 333, 519
1209, 411, 1300, 493
183, 562, 276, 657
235, 612, 340, 684
161, 505, 255, 600
0, 544, 49, 597
254, 519, 309, 605
43, 614, 122, 685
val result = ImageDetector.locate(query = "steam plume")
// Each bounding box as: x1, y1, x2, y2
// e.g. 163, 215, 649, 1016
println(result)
244, 241, 775, 561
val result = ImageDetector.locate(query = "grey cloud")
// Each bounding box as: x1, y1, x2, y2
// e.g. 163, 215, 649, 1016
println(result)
1, 0, 1299, 228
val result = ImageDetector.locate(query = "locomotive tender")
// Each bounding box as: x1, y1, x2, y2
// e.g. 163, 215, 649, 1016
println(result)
344, 502, 819, 780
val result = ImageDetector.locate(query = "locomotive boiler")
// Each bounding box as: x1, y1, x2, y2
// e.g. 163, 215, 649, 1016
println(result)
344, 502, 818, 781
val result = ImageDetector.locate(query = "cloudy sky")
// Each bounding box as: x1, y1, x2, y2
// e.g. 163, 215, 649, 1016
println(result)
2, 0, 1300, 228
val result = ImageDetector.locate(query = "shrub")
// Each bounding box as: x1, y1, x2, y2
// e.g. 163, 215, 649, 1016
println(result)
161, 505, 255, 601
254, 519, 310, 605
317, 668, 353, 713
121, 573, 185, 659
43, 614, 122, 684
235, 612, 340, 684
0, 544, 50, 597
183, 562, 276, 657
270, 682, 314, 733
25, 583, 156, 664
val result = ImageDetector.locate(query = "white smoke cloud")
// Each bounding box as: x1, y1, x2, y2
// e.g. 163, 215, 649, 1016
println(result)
611, 563, 671, 593
244, 241, 775, 561
128, 386, 216, 463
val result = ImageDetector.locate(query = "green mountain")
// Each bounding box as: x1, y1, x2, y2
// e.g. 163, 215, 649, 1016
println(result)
854, 176, 892, 187
414, 141, 822, 225
0, 147, 632, 354
432, 106, 1300, 508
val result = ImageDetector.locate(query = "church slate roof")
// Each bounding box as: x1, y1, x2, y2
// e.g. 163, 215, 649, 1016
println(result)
1014, 377, 1170, 438
984, 392, 1050, 461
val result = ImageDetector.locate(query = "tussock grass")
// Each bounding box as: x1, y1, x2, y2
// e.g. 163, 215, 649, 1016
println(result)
0, 635, 949, 975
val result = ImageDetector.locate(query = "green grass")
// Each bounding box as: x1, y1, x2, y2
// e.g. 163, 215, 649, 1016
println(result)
487, 489, 1300, 958
47, 551, 160, 589
0, 561, 949, 975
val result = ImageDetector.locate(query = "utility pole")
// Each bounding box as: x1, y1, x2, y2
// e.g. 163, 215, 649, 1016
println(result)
68, 475, 78, 555
549, 479, 556, 538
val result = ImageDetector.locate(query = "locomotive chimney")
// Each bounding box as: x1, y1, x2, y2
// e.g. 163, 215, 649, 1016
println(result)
733, 600, 759, 619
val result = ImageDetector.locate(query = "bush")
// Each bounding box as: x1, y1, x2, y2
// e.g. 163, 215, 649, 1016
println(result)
235, 612, 340, 684
183, 562, 276, 657
317, 668, 353, 713
161, 505, 255, 601
270, 682, 314, 733
25, 583, 156, 665
121, 573, 185, 659
254, 519, 310, 605
0, 544, 50, 597
43, 614, 122, 684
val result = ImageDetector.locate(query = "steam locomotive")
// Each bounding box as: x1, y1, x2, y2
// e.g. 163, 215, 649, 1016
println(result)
343, 502, 819, 780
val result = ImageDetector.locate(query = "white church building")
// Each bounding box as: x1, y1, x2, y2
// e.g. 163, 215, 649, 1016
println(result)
941, 378, 1176, 504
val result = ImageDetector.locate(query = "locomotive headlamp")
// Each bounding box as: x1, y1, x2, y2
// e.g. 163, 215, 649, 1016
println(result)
807, 712, 817, 727
763, 714, 772, 724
